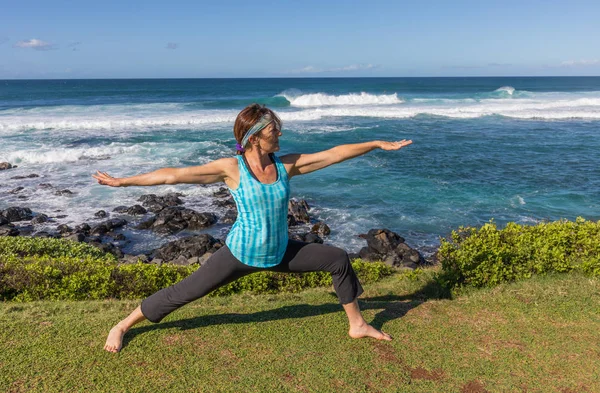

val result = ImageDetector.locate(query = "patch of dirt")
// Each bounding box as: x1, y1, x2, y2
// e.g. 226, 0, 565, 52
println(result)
461, 380, 490, 393
162, 334, 182, 345
281, 372, 308, 393
560, 385, 590, 393
410, 367, 445, 382
372, 341, 401, 363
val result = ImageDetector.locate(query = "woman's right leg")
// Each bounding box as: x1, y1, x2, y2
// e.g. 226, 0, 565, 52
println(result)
104, 246, 256, 353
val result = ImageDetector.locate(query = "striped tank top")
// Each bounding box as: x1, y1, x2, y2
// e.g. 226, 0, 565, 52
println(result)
225, 154, 290, 268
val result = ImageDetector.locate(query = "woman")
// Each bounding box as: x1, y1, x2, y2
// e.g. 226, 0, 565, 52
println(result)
94, 103, 412, 353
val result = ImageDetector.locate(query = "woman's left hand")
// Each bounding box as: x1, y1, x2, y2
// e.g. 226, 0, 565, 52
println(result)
377, 139, 413, 151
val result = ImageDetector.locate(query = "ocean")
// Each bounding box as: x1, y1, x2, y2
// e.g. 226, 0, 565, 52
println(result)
1, 77, 599, 255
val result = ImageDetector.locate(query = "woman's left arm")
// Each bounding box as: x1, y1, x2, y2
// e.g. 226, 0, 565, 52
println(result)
281, 140, 412, 177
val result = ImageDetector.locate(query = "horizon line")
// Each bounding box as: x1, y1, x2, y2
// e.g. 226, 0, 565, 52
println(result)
2, 75, 600, 81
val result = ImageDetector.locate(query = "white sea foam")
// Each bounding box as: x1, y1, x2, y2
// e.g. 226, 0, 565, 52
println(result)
494, 86, 515, 95
2, 92, 600, 136
278, 91, 403, 107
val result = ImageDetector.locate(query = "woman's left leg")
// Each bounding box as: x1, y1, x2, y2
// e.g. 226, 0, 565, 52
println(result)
271, 240, 392, 341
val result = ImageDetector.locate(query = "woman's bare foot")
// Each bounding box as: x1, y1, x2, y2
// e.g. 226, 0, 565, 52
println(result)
104, 323, 127, 353
349, 323, 393, 341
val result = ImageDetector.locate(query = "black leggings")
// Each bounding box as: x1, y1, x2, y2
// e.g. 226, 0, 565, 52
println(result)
140, 240, 364, 323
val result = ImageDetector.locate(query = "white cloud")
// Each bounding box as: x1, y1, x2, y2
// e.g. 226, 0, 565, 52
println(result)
14, 38, 56, 51
289, 64, 378, 74
560, 59, 600, 67
166, 42, 179, 50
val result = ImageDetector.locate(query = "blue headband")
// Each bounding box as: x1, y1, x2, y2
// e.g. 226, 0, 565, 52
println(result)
241, 115, 274, 147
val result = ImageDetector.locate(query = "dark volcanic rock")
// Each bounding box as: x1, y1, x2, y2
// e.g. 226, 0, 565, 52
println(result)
138, 193, 184, 213
213, 197, 235, 209
220, 209, 237, 224
94, 210, 108, 218
310, 222, 331, 237
74, 223, 91, 234
31, 214, 49, 224
289, 232, 324, 244
126, 204, 147, 215
38, 183, 53, 189
54, 189, 74, 196
150, 234, 224, 263
1, 207, 33, 222
0, 162, 13, 170
57, 224, 73, 234
288, 199, 310, 226
66, 233, 86, 242
137, 206, 217, 235
357, 228, 424, 268
90, 218, 127, 235
10, 173, 39, 180
212, 187, 230, 198
0, 225, 19, 236
9, 187, 25, 194
113, 206, 128, 213
0, 216, 8, 226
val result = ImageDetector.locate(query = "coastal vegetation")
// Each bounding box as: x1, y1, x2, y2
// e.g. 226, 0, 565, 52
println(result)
2, 218, 599, 301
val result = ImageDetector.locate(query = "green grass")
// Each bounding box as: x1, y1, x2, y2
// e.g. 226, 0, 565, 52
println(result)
2, 268, 600, 393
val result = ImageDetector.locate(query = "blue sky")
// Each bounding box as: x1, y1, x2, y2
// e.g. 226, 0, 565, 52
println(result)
1, 0, 599, 79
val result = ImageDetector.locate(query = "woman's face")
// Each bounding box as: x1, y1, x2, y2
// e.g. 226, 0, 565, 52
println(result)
256, 123, 282, 153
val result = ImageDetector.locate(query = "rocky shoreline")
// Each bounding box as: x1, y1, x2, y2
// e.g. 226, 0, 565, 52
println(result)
1, 161, 429, 269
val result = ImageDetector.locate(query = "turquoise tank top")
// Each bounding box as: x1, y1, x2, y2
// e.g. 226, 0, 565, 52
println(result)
225, 154, 290, 268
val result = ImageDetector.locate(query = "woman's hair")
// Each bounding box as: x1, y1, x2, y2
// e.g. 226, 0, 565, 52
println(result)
233, 103, 282, 155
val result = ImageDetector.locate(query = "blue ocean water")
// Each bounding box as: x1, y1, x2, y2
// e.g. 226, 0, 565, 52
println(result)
1, 77, 599, 254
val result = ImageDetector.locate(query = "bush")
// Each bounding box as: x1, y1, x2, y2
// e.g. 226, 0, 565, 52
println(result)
437, 217, 600, 290
0, 237, 395, 301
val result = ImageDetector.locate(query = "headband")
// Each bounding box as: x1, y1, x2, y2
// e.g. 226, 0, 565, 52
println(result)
240, 115, 274, 148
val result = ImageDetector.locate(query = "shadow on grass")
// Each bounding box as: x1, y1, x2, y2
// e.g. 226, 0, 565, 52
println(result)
122, 278, 451, 350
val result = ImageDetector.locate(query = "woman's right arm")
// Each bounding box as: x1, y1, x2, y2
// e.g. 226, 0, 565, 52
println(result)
92, 158, 237, 187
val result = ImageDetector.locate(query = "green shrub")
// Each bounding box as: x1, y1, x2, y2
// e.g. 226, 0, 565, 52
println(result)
0, 236, 117, 261
0, 237, 395, 301
437, 217, 600, 290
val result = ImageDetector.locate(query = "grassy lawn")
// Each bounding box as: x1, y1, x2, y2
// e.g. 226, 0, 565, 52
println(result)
1, 268, 599, 393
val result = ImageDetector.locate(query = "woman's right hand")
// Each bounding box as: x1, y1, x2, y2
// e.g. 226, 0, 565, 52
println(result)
92, 171, 123, 187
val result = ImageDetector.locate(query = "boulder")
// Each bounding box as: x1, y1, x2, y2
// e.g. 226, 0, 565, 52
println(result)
38, 183, 53, 189
66, 233, 85, 242
289, 232, 324, 244
90, 218, 127, 236
288, 199, 310, 226
0, 162, 13, 170
213, 187, 230, 198
357, 228, 424, 268
1, 207, 33, 222
31, 214, 49, 225
94, 210, 108, 218
126, 204, 147, 215
220, 209, 237, 224
310, 222, 331, 237
137, 206, 217, 235
0, 225, 19, 236
150, 234, 224, 263
57, 224, 73, 234
138, 193, 184, 213
9, 187, 24, 194
54, 189, 74, 196
213, 197, 235, 209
